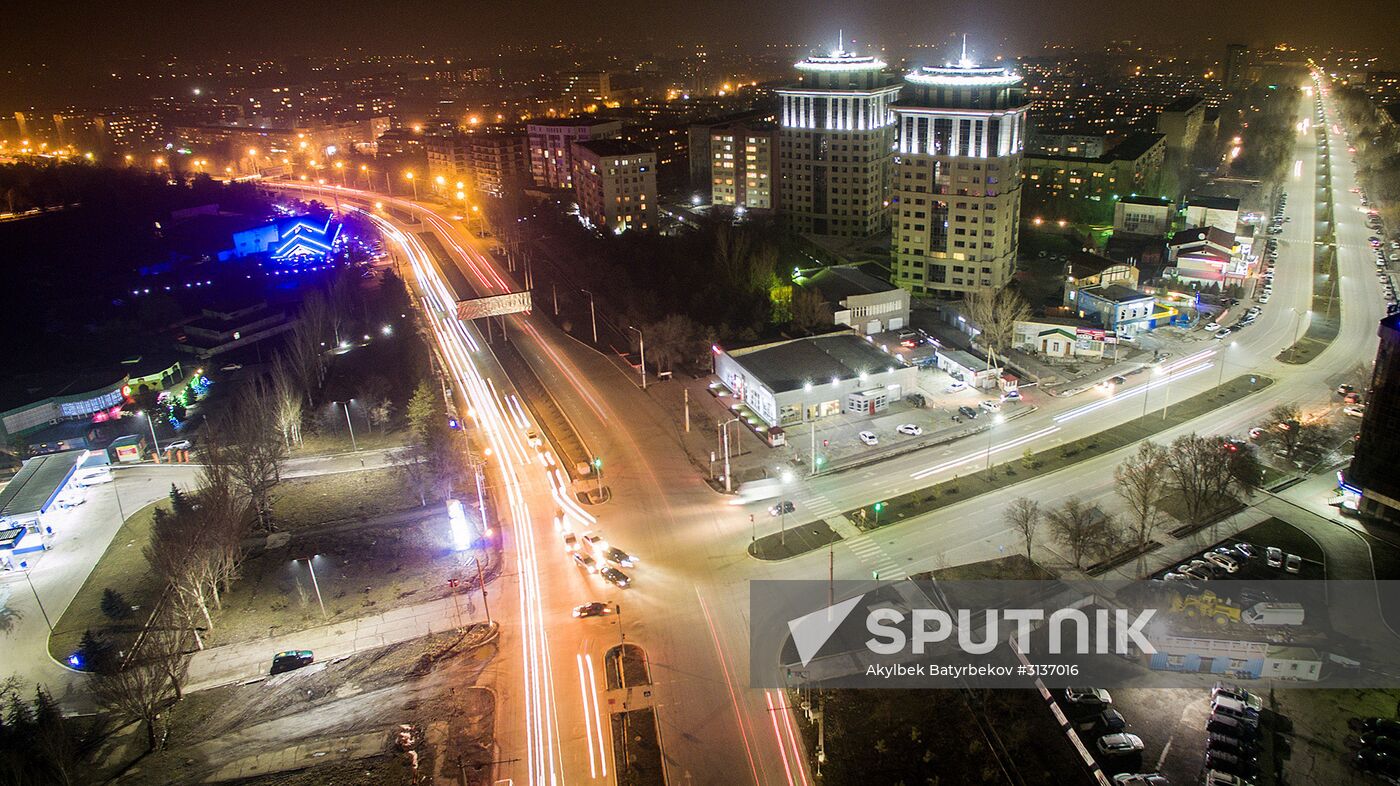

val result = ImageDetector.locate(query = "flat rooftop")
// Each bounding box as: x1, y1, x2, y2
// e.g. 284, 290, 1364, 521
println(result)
728, 332, 907, 393
0, 450, 84, 519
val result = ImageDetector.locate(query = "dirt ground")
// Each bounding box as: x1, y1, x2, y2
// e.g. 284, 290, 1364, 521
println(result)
200, 513, 498, 648
110, 626, 499, 785
1273, 688, 1400, 786
270, 468, 424, 532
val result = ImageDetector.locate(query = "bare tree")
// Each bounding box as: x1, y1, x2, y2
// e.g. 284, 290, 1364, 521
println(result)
268, 353, 305, 447
139, 605, 195, 702
964, 285, 1033, 371
216, 388, 288, 530
1114, 441, 1169, 578
789, 287, 832, 335
390, 443, 434, 506
92, 658, 176, 751
1005, 497, 1041, 561
1046, 497, 1117, 570
1265, 403, 1326, 461
144, 488, 214, 641
1163, 433, 1262, 540
643, 313, 701, 374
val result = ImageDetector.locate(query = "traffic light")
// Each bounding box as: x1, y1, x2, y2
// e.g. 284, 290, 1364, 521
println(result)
822, 439, 829, 447
873, 501, 886, 513
593, 457, 603, 469
447, 578, 460, 588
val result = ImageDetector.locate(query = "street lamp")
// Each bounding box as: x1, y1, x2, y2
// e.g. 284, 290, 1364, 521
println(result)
1217, 341, 1236, 387
405, 171, 418, 200
719, 417, 741, 492
301, 557, 328, 620
627, 325, 647, 389
136, 410, 161, 455
581, 289, 598, 344
984, 413, 1004, 471
1289, 308, 1311, 361
332, 400, 358, 451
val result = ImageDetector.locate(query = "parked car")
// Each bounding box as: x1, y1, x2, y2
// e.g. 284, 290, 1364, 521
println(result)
957, 406, 979, 420
897, 423, 923, 436
858, 431, 879, 446
1112, 775, 1169, 786
1203, 552, 1239, 573
1097, 709, 1128, 732
1002, 389, 1022, 400
1096, 733, 1145, 757
1065, 687, 1113, 707
1266, 546, 1284, 568
1247, 427, 1264, 440
220, 363, 243, 372
1232, 542, 1257, 559
1204, 749, 1257, 777
270, 650, 315, 675
979, 400, 1001, 413
1350, 749, 1400, 778
1177, 563, 1212, 581
1205, 321, 1222, 331
946, 380, 968, 393
55, 496, 85, 509
1345, 405, 1366, 418
1285, 553, 1302, 573
166, 439, 192, 452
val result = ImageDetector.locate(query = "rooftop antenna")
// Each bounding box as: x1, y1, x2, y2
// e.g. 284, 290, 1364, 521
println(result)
838, 29, 845, 54
960, 34, 971, 67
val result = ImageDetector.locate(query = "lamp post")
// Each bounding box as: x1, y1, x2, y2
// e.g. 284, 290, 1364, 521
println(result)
581, 289, 598, 344
22, 570, 53, 633
720, 417, 740, 492
1289, 308, 1311, 361
628, 325, 647, 389
302, 557, 327, 620
333, 400, 358, 451
138, 410, 161, 455
405, 171, 418, 201
1217, 341, 1236, 387
984, 413, 1004, 471
1161, 365, 1176, 421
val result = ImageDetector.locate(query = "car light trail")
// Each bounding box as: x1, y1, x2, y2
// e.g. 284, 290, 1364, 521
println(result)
584, 652, 608, 778
909, 425, 1061, 480
765, 691, 799, 786
698, 589, 761, 785
576, 654, 598, 778
349, 201, 563, 784
1053, 351, 1217, 425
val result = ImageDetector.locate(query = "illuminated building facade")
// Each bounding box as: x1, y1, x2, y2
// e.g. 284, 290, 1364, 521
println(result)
777, 50, 901, 237
527, 118, 623, 189
891, 60, 1030, 296
710, 121, 778, 210
570, 139, 656, 234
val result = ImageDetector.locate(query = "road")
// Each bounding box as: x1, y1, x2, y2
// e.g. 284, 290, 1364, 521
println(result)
256, 71, 1393, 785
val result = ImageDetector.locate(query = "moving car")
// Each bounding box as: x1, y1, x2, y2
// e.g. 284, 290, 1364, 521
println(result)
573, 602, 611, 618
897, 423, 924, 436
768, 500, 795, 517
1247, 427, 1264, 440
221, 363, 243, 372
563, 532, 578, 552
603, 546, 637, 567
979, 400, 1001, 413
1065, 687, 1113, 707
858, 431, 879, 446
270, 650, 315, 675
526, 429, 543, 448
1096, 733, 1145, 757
573, 553, 598, 573
600, 566, 631, 588
1214, 328, 1232, 339
1002, 389, 1022, 400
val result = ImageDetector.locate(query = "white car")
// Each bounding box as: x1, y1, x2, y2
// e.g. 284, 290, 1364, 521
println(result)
1096, 733, 1145, 757
896, 423, 923, 436
1259, 295, 1271, 304
1266, 546, 1284, 568
220, 363, 243, 372
945, 380, 968, 393
858, 431, 879, 446
1202, 552, 1239, 573
1344, 405, 1366, 418
56, 496, 86, 509
979, 400, 1002, 413
1204, 322, 1221, 331
1065, 687, 1112, 706
166, 439, 192, 452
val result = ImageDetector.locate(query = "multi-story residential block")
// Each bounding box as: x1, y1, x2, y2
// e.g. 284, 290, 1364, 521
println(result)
570, 139, 656, 234
891, 60, 1030, 296
777, 49, 902, 237
1342, 312, 1400, 521
688, 108, 779, 194
465, 132, 530, 197
425, 133, 470, 186
710, 121, 779, 210
527, 118, 623, 189
562, 71, 611, 105
1021, 131, 1167, 221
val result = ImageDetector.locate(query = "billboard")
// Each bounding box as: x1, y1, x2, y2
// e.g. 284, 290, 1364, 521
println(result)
455, 291, 532, 320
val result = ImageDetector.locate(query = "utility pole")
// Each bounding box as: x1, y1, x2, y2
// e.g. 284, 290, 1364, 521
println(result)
684, 388, 691, 432
22, 570, 53, 633
304, 558, 327, 620
473, 554, 492, 624
582, 289, 598, 344
339, 400, 358, 451
628, 325, 647, 389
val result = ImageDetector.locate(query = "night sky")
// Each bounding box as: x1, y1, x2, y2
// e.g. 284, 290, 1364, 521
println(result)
1, 0, 1395, 69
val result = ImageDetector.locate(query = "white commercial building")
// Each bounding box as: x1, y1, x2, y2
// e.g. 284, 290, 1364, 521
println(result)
713, 332, 917, 427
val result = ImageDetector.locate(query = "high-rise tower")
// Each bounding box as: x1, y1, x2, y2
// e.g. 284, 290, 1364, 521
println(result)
776, 46, 902, 238
890, 55, 1030, 296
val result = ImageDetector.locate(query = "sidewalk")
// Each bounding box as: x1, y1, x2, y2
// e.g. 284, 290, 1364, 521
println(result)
185, 591, 487, 692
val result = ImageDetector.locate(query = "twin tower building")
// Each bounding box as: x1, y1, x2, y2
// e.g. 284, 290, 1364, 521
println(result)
774, 47, 1029, 297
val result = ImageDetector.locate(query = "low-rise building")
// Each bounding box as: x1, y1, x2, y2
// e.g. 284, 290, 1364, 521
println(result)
1065, 250, 1140, 291
0, 358, 185, 444
1113, 195, 1174, 236
801, 267, 910, 336
1014, 317, 1112, 359
1184, 195, 1240, 234
178, 301, 295, 359
934, 347, 1002, 389
1168, 226, 1249, 287
570, 139, 656, 234
713, 332, 916, 427
1067, 283, 1160, 336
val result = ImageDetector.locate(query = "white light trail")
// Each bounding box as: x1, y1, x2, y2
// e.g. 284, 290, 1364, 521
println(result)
910, 425, 1061, 480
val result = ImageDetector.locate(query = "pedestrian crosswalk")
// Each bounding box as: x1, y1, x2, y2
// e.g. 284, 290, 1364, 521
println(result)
797, 491, 906, 580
